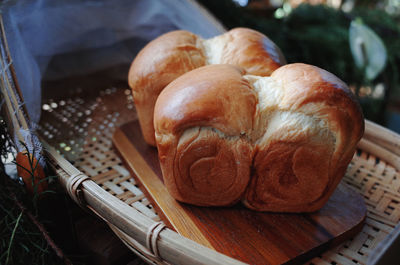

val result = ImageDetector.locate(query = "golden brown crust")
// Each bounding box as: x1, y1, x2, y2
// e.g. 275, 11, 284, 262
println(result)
154, 65, 257, 136
158, 127, 253, 206
154, 65, 256, 206
246, 63, 364, 211
128, 30, 205, 145
217, 28, 286, 76
244, 140, 333, 212
154, 63, 364, 212
128, 28, 285, 146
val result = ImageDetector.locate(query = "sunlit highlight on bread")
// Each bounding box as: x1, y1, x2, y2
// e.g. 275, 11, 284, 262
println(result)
154, 64, 364, 212
129, 28, 285, 146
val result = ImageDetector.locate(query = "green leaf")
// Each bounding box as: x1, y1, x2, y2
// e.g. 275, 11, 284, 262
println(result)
349, 19, 388, 81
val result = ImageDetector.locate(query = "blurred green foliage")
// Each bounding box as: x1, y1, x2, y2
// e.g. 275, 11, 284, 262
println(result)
198, 1, 400, 122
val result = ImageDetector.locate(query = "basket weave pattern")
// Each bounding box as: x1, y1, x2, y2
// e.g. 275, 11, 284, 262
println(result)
38, 87, 400, 265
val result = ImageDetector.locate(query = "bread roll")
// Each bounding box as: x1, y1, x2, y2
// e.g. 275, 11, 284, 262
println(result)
154, 64, 364, 212
128, 28, 286, 146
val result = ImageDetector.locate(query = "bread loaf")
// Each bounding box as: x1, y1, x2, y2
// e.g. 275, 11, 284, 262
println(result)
128, 28, 286, 146
154, 64, 364, 212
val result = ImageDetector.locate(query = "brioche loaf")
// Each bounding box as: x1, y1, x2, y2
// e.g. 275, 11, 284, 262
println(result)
128, 28, 286, 146
154, 64, 364, 212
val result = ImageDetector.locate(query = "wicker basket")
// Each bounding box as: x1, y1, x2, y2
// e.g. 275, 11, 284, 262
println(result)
1, 14, 400, 265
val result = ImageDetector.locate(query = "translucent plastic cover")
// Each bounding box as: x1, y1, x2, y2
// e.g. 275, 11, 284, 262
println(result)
2, 0, 224, 123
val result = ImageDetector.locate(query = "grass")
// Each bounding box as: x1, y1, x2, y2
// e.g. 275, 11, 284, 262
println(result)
5, 211, 23, 265
0, 169, 67, 265
0, 117, 72, 264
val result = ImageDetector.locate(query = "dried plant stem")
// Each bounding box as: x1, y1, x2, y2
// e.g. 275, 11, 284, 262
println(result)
0, 48, 28, 130
0, 79, 24, 142
4, 74, 29, 130
10, 192, 73, 265
0, 15, 29, 119
0, 15, 29, 148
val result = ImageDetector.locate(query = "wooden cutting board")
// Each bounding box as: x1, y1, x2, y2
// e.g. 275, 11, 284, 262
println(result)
113, 120, 366, 265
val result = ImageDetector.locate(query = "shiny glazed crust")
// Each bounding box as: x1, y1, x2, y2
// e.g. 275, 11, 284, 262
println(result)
154, 64, 364, 212
128, 28, 285, 146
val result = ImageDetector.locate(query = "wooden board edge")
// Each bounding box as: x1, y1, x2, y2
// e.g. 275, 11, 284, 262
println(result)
112, 127, 215, 250
286, 214, 366, 265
